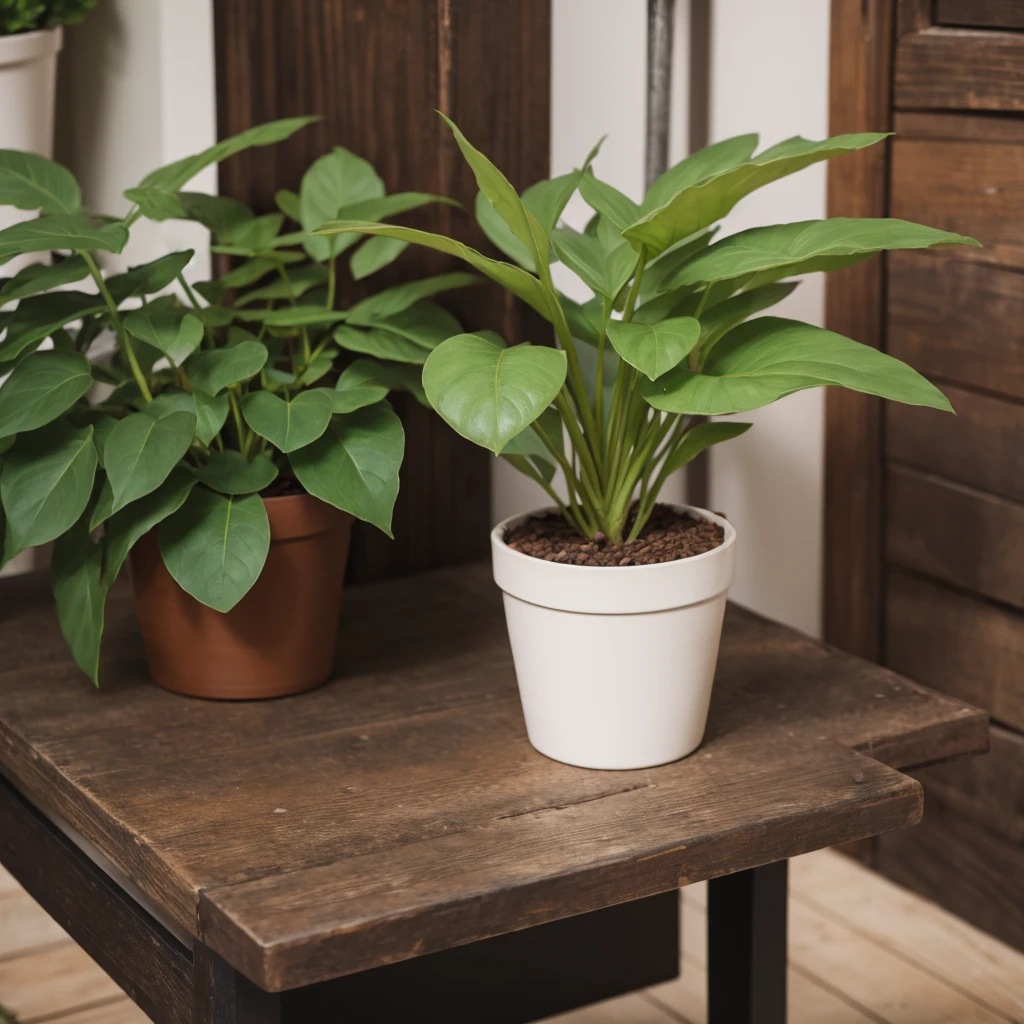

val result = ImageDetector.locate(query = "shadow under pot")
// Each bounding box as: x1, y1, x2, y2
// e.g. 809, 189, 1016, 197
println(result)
130, 493, 353, 700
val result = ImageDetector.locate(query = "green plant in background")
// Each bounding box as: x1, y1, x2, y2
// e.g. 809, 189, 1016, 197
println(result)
0, 0, 95, 34
0, 117, 472, 681
318, 117, 978, 544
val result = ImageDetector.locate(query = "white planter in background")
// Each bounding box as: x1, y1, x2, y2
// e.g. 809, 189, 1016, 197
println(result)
492, 506, 736, 770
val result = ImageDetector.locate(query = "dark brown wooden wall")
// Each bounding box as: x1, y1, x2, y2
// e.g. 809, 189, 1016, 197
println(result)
213, 0, 551, 584
826, 0, 1024, 951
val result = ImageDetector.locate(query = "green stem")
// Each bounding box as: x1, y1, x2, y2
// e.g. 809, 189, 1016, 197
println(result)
689, 283, 712, 370
177, 272, 202, 310
227, 386, 250, 458
594, 295, 613, 445
326, 256, 337, 309
81, 251, 152, 403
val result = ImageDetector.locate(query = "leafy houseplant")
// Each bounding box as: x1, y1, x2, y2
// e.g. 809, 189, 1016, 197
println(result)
0, 117, 471, 697
317, 116, 978, 769
0, 0, 94, 35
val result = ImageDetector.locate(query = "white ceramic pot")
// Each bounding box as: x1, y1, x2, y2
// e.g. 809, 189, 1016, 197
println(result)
492, 505, 736, 770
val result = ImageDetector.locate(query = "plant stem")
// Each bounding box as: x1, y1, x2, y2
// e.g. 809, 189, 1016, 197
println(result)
689, 283, 712, 370
326, 256, 337, 309
177, 272, 202, 310
81, 251, 152, 403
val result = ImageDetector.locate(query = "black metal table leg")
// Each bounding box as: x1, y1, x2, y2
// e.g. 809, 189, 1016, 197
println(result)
707, 859, 788, 1024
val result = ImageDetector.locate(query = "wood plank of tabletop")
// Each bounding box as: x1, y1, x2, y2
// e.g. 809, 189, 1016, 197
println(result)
0, 564, 987, 990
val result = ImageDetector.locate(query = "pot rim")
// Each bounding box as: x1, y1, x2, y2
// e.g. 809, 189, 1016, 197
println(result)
0, 25, 62, 66
491, 503, 736, 574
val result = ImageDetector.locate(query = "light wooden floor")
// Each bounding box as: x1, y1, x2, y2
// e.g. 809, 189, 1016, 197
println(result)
1, 850, 1022, 1023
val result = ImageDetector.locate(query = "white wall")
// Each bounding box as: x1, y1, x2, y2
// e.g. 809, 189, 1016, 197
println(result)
495, 0, 830, 637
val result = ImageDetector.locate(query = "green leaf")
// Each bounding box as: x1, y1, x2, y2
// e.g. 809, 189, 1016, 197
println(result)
476, 190, 535, 270
372, 300, 461, 349
232, 264, 328, 307
500, 405, 563, 483
104, 410, 196, 512
345, 271, 479, 326
192, 389, 229, 445
107, 250, 194, 302
219, 257, 276, 289
123, 186, 187, 222
159, 488, 271, 612
606, 316, 700, 380
696, 282, 798, 352
339, 357, 427, 407
219, 212, 284, 251
662, 420, 753, 475
141, 116, 319, 193
551, 227, 637, 300
334, 325, 431, 364
561, 294, 604, 345
191, 451, 278, 494
578, 174, 640, 233
0, 150, 81, 214
674, 217, 982, 289
523, 170, 588, 232
341, 191, 460, 222
123, 310, 204, 367
0, 292, 106, 363
185, 341, 268, 395
640, 316, 954, 415
0, 213, 129, 266
422, 334, 567, 454
641, 133, 759, 213
300, 146, 385, 262
350, 235, 409, 280
1, 420, 97, 553
290, 403, 404, 536
102, 468, 195, 584
332, 363, 390, 413
0, 351, 93, 437
637, 229, 718, 302
439, 112, 548, 269
314, 220, 557, 323
242, 388, 333, 453
51, 508, 107, 684
0, 255, 89, 302
625, 133, 889, 255
178, 193, 254, 235
232, 306, 348, 328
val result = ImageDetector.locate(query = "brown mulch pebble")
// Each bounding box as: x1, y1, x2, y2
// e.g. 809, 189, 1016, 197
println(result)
503, 504, 725, 567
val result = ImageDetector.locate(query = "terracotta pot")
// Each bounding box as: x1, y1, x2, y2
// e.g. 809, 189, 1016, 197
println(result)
130, 494, 353, 700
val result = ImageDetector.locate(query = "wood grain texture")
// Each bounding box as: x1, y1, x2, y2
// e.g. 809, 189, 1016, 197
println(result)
937, 0, 1024, 29
886, 568, 1024, 733
895, 109, 1024, 144
891, 139, 1024, 269
887, 252, 1024, 401
886, 466, 1024, 609
0, 775, 192, 1024
895, 26, 1024, 111
213, 0, 551, 584
0, 563, 986, 990
887, 383, 1024, 502
824, 0, 893, 661
874, 794, 1024, 952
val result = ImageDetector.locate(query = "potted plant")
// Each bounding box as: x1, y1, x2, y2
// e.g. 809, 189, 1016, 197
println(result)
317, 117, 977, 769
0, 116, 473, 699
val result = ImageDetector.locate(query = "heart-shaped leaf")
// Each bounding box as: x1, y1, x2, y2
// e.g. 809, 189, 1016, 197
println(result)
104, 410, 197, 512
159, 488, 271, 613
185, 341, 268, 395
0, 351, 93, 438
338, 358, 426, 407
332, 362, 391, 414
242, 389, 334, 453
606, 316, 700, 380
289, 403, 404, 536
1, 421, 97, 555
640, 317, 954, 415
124, 310, 204, 367
191, 451, 278, 495
422, 333, 567, 454
193, 389, 230, 446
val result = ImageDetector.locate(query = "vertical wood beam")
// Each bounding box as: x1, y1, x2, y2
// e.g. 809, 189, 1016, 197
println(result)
213, 0, 551, 583
823, 0, 895, 660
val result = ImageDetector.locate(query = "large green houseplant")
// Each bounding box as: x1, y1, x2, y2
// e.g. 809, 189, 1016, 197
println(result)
0, 117, 472, 696
316, 117, 977, 769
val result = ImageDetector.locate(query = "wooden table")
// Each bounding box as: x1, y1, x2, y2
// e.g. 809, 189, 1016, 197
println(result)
0, 564, 987, 1024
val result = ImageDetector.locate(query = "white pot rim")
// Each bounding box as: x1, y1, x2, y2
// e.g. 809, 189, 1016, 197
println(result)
491, 503, 736, 615
0, 25, 63, 67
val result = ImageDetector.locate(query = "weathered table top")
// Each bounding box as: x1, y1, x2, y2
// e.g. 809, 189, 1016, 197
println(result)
0, 563, 987, 991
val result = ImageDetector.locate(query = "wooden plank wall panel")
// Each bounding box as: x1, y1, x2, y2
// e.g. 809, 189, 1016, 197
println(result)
823, 0, 894, 661
885, 568, 1024, 733
873, 796, 1024, 952
887, 385, 1024, 502
936, 0, 1024, 30
887, 252, 1024, 401
890, 139, 1024, 269
213, 0, 551, 584
886, 467, 1024, 609
894, 28, 1024, 111
894, 110, 1024, 144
